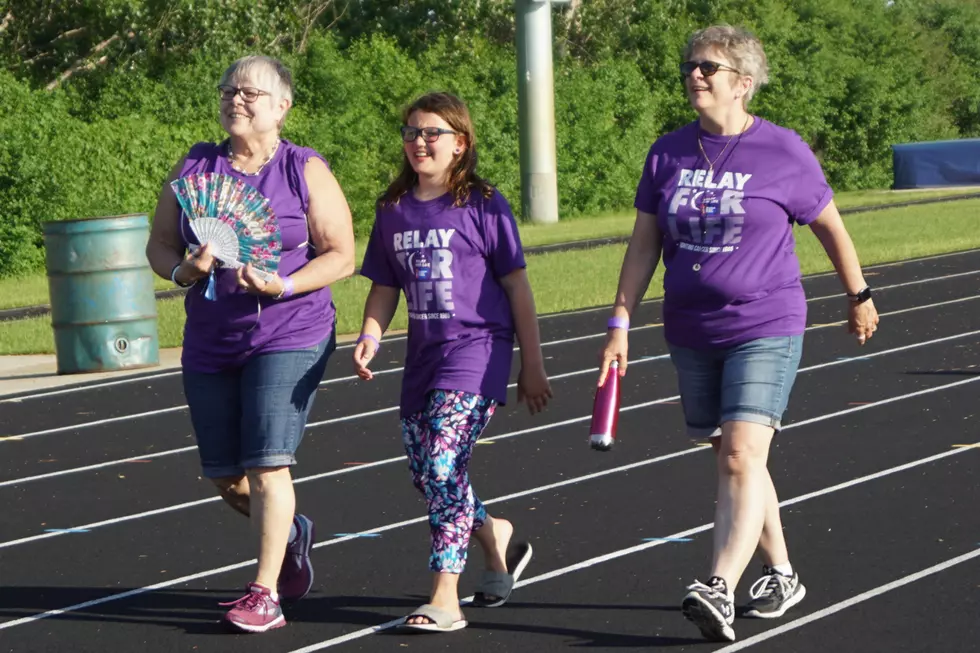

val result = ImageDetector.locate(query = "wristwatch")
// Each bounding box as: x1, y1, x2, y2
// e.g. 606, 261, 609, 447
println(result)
846, 286, 873, 303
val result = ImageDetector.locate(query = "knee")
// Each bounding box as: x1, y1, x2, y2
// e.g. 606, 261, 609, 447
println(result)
245, 466, 292, 493
718, 447, 764, 477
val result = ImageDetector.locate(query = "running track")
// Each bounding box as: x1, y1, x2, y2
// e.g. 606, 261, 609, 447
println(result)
1, 249, 978, 652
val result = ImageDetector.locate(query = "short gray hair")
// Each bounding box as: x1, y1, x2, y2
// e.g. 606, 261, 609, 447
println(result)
219, 55, 294, 105
685, 25, 769, 104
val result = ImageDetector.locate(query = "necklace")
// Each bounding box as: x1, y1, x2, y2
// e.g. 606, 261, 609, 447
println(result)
226, 138, 281, 176
696, 114, 751, 178
691, 114, 751, 272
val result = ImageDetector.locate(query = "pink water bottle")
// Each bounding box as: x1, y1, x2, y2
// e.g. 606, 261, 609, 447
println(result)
589, 361, 621, 451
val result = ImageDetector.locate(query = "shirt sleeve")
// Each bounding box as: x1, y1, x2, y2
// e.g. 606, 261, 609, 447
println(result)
481, 190, 527, 278
633, 144, 662, 215
786, 133, 833, 226
359, 214, 400, 288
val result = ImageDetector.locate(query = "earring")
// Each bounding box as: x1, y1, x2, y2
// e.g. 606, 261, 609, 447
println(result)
454, 148, 461, 154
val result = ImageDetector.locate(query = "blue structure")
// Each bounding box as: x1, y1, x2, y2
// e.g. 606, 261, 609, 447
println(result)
892, 138, 980, 189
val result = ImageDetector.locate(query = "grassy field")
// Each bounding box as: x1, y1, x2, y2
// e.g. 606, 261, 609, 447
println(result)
2, 197, 978, 356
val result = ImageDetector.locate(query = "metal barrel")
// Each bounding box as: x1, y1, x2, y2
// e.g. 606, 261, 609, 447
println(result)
43, 214, 159, 374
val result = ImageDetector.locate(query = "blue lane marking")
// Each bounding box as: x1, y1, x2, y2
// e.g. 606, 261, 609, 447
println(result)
44, 528, 90, 533
643, 537, 692, 543
333, 533, 381, 538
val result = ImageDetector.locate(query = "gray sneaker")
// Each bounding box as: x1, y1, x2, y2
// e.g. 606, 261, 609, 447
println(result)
744, 566, 807, 619
682, 576, 735, 642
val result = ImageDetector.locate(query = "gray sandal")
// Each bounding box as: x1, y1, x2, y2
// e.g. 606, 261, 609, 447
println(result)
399, 603, 468, 632
473, 541, 533, 607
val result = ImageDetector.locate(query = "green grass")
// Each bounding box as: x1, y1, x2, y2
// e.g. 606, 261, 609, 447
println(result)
2, 198, 978, 355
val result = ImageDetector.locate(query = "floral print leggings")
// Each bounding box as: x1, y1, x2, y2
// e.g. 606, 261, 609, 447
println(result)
400, 389, 497, 573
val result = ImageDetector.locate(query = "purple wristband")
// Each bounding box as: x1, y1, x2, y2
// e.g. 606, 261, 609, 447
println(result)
607, 316, 629, 330
357, 333, 381, 351
277, 276, 294, 300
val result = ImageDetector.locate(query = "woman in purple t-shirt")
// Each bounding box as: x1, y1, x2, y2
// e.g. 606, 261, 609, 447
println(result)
145, 56, 355, 632
599, 26, 879, 642
354, 92, 552, 632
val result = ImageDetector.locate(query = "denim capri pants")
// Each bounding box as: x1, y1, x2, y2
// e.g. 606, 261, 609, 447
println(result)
667, 335, 803, 439
182, 330, 336, 478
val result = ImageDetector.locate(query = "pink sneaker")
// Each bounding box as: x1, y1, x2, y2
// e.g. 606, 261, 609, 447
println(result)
220, 583, 285, 633
279, 514, 316, 601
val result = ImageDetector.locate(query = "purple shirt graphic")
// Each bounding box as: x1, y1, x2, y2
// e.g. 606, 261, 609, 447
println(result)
634, 118, 833, 348
360, 189, 526, 417
177, 140, 335, 372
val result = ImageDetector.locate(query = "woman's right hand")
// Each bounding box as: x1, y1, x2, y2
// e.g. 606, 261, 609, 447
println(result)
174, 243, 215, 285
352, 338, 378, 381
598, 327, 629, 386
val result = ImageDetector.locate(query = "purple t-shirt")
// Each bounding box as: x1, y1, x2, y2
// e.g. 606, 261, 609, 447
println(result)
634, 118, 832, 349
176, 139, 336, 372
360, 188, 526, 417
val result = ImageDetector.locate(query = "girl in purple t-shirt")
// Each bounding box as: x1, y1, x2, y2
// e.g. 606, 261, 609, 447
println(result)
355, 92, 552, 632
599, 26, 879, 643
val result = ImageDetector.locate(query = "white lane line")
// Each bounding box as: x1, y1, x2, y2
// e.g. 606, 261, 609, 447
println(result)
713, 548, 980, 652
4, 290, 977, 443
1, 317, 977, 502
1, 374, 977, 631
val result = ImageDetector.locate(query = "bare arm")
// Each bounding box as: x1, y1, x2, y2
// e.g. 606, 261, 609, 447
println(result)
807, 199, 868, 294
500, 267, 552, 414
499, 267, 543, 368
612, 209, 663, 321
239, 157, 355, 295
145, 159, 187, 279
352, 282, 400, 381
808, 199, 879, 345
360, 282, 400, 340
599, 209, 663, 383
292, 157, 356, 292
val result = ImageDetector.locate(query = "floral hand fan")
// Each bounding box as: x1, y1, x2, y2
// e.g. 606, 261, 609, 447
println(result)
170, 173, 281, 283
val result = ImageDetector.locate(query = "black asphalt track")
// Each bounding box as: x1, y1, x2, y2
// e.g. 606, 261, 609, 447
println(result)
0, 249, 978, 653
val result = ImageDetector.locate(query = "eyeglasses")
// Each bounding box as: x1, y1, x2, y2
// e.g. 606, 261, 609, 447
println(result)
400, 126, 457, 143
217, 85, 271, 103
679, 61, 741, 78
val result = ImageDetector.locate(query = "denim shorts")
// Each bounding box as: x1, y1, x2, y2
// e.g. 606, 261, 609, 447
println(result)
667, 335, 803, 439
182, 331, 336, 478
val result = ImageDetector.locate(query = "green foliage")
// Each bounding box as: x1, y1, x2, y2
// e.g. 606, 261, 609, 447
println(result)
1, 0, 979, 276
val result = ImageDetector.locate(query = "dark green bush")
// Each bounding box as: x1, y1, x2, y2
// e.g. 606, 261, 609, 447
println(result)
1, 0, 979, 277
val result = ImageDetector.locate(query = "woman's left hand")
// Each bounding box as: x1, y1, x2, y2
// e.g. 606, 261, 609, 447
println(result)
237, 263, 285, 297
848, 298, 879, 346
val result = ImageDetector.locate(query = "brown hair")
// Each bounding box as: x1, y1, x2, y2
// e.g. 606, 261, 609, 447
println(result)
379, 92, 494, 208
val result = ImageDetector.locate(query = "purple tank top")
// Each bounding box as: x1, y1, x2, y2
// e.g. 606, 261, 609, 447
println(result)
176, 139, 336, 372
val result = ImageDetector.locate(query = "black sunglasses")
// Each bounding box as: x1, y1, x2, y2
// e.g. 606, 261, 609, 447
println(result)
217, 85, 271, 103
400, 126, 457, 143
679, 61, 741, 78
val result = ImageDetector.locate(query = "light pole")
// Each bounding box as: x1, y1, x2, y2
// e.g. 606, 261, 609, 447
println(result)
516, 0, 568, 224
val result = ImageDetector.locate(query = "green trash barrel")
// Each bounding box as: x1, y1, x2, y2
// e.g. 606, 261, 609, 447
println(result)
43, 214, 160, 374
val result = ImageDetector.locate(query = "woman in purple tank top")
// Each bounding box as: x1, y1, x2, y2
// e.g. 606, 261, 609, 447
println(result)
145, 56, 355, 633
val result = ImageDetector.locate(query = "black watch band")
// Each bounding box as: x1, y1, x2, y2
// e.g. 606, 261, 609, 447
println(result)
847, 286, 872, 303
